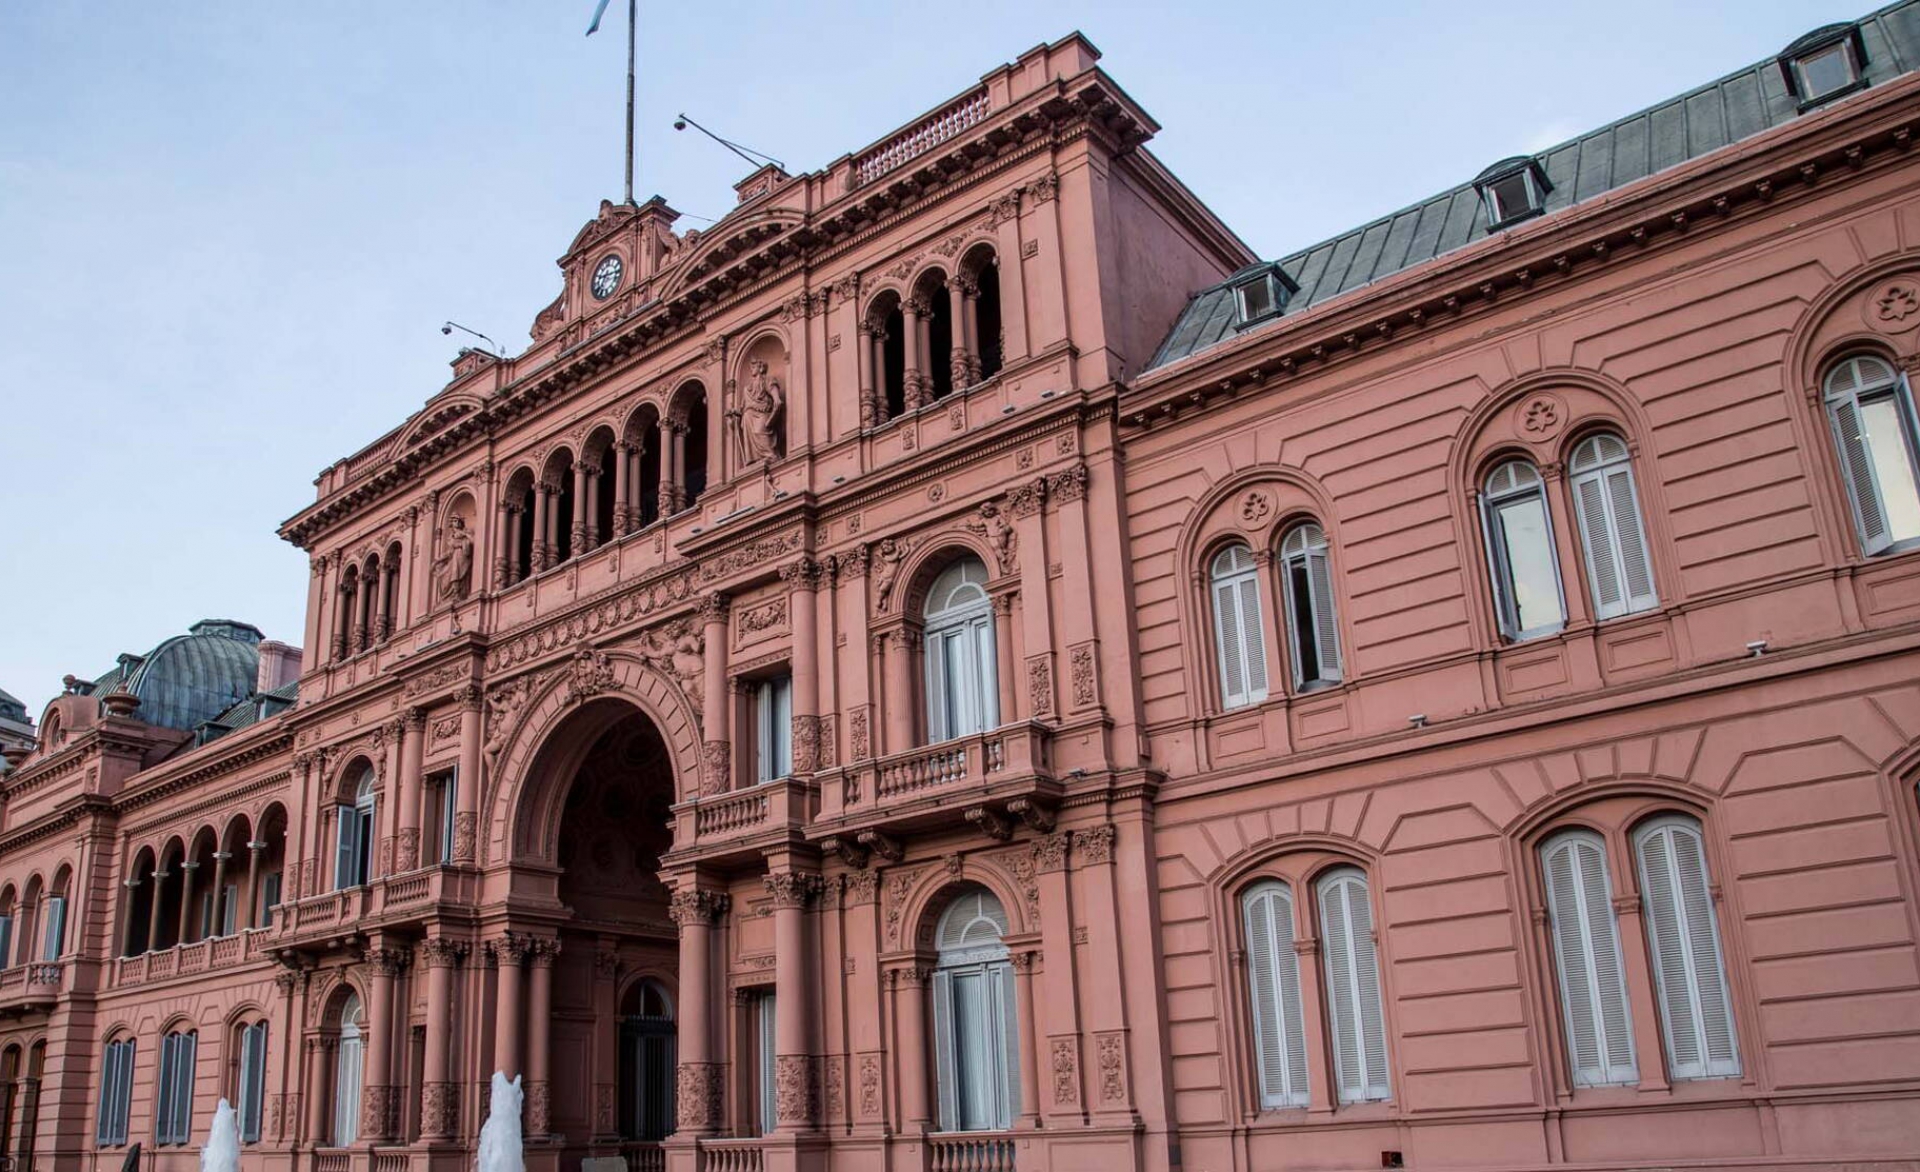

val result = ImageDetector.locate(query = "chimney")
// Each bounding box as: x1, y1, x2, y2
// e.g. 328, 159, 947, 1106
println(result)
257, 641, 303, 693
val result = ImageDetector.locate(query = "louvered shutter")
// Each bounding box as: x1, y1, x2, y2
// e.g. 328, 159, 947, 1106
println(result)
757, 993, 777, 1135
1606, 465, 1657, 611
995, 962, 1020, 1129
1305, 546, 1342, 683
926, 631, 950, 742
1572, 470, 1627, 618
98, 1042, 123, 1145
1542, 835, 1637, 1086
240, 1023, 266, 1142
1241, 884, 1309, 1107
931, 970, 959, 1130
973, 615, 999, 730
0, 916, 14, 969
1636, 820, 1740, 1080
156, 1034, 176, 1143
1236, 575, 1269, 702
1212, 572, 1249, 707
40, 897, 64, 960
335, 806, 357, 890
1829, 394, 1893, 554
1317, 870, 1391, 1103
175, 1031, 197, 1143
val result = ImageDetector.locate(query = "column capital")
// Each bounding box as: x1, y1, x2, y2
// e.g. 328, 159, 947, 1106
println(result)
697, 591, 731, 622
489, 933, 533, 966
763, 871, 826, 910
422, 937, 469, 968
528, 936, 562, 967
362, 947, 410, 977
668, 888, 730, 927
1032, 832, 1072, 873
403, 706, 428, 732
779, 558, 826, 591
1075, 824, 1117, 866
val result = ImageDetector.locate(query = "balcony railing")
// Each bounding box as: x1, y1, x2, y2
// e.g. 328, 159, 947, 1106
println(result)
853, 88, 991, 188
697, 1139, 764, 1172
314, 1152, 351, 1172
273, 866, 483, 948
371, 1152, 409, 1172
928, 1133, 1016, 1172
108, 934, 268, 990
672, 777, 817, 861
620, 1142, 666, 1172
0, 959, 63, 1012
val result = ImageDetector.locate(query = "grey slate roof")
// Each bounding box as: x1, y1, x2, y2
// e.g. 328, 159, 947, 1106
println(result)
82, 619, 267, 733
1147, 0, 1920, 372
197, 679, 298, 744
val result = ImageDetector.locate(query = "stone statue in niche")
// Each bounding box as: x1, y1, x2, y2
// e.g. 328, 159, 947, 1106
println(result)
432, 514, 474, 604
733, 357, 785, 466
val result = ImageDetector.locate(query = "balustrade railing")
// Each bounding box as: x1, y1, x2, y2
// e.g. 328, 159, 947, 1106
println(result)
314, 1152, 350, 1172
694, 789, 769, 837
699, 1139, 765, 1172
620, 1142, 666, 1172
371, 1152, 408, 1172
385, 872, 431, 905
927, 1133, 1016, 1172
853, 88, 991, 188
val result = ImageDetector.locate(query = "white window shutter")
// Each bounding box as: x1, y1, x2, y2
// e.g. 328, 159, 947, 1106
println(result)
177, 1031, 197, 1142
335, 806, 356, 890
995, 962, 1020, 1128
42, 896, 65, 959
757, 993, 777, 1135
1318, 870, 1390, 1103
156, 1034, 176, 1143
1829, 394, 1893, 554
1573, 470, 1626, 618
1236, 576, 1269, 701
931, 969, 959, 1131
1542, 834, 1637, 1086
974, 616, 999, 730
1242, 884, 1309, 1107
1213, 575, 1248, 707
1605, 466, 1657, 611
1637, 819, 1740, 1081
926, 632, 950, 742
1305, 547, 1342, 682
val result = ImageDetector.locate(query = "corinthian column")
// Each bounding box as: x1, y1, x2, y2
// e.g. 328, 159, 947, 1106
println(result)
491, 934, 530, 1079
669, 885, 728, 1136
699, 594, 730, 796
421, 937, 467, 1139
525, 937, 560, 1137
767, 871, 824, 1132
781, 561, 822, 773
361, 946, 408, 1141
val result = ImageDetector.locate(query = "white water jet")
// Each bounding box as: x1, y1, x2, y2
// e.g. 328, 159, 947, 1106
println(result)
201, 1099, 240, 1172
476, 1072, 524, 1172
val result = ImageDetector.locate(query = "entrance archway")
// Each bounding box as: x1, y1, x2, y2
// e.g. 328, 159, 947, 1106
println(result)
515, 698, 679, 1165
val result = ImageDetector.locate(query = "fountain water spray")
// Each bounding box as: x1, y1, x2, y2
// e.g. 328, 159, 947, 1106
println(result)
201, 1099, 240, 1172
476, 1072, 524, 1172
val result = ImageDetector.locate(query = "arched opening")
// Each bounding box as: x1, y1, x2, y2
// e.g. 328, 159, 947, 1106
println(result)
670, 384, 709, 512
628, 405, 664, 528
867, 292, 907, 423
254, 804, 290, 928
920, 556, 999, 743
331, 991, 365, 1146
504, 468, 538, 584
155, 841, 187, 951
0, 886, 15, 967
619, 979, 675, 1142
912, 269, 955, 403
544, 448, 579, 566
335, 564, 361, 659
359, 554, 382, 652
0, 1045, 19, 1160
961, 245, 1003, 383
43, 865, 70, 959
585, 426, 619, 552
930, 885, 1019, 1133
516, 699, 680, 1163
19, 1041, 43, 1168
122, 850, 156, 957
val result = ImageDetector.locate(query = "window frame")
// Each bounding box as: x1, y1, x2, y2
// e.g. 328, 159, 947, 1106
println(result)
1240, 880, 1311, 1109
1314, 866, 1392, 1104
154, 1028, 197, 1146
754, 674, 794, 783
336, 770, 377, 890
236, 1020, 268, 1144
1566, 432, 1659, 620
1209, 543, 1271, 710
1277, 522, 1343, 690
922, 559, 1000, 743
333, 993, 364, 1146
96, 1037, 136, 1147
1632, 815, 1741, 1082
1538, 830, 1639, 1088
1479, 459, 1569, 642
1778, 24, 1868, 109
930, 889, 1019, 1134
1822, 353, 1920, 557
1231, 266, 1296, 329
1474, 158, 1552, 231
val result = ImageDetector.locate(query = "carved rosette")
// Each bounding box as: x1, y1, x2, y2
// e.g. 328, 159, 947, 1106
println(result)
791, 714, 822, 774
453, 811, 478, 862
775, 1054, 822, 1126
701, 740, 730, 796
676, 1062, 725, 1130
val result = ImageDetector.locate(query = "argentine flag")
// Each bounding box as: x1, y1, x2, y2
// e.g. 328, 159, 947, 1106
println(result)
585, 0, 613, 35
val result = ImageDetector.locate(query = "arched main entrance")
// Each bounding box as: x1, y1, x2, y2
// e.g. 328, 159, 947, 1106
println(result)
514, 698, 679, 1168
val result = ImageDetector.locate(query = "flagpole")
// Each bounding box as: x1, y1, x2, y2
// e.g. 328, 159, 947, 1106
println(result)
624, 0, 636, 204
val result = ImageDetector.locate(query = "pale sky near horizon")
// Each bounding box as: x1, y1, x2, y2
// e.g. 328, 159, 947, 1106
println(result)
0, 0, 1856, 718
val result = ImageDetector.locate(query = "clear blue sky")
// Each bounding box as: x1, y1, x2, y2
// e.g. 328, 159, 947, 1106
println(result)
0, 0, 1854, 717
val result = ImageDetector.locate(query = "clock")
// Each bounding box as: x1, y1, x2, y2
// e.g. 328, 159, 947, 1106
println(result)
591, 254, 624, 300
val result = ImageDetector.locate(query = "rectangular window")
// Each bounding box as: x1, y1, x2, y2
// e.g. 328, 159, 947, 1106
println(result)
335, 805, 360, 890
40, 897, 64, 960
156, 1031, 197, 1145
754, 991, 777, 1136
221, 884, 239, 937
1486, 490, 1566, 639
96, 1038, 135, 1146
755, 676, 793, 783
0, 914, 15, 969
237, 1022, 267, 1143
260, 872, 282, 927
438, 771, 459, 864
1541, 834, 1637, 1087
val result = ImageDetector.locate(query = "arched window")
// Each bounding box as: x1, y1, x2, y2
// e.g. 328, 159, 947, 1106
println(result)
0, 888, 14, 969
155, 1028, 197, 1145
234, 1019, 268, 1143
923, 558, 998, 742
619, 980, 675, 1142
1540, 831, 1637, 1087
40, 888, 66, 960
1315, 867, 1390, 1103
1241, 881, 1310, 1108
1822, 353, 1920, 555
1480, 460, 1566, 641
1633, 816, 1739, 1081
333, 993, 365, 1146
95, 1036, 135, 1146
1209, 544, 1269, 709
1278, 523, 1342, 689
335, 769, 376, 890
931, 889, 1019, 1132
1568, 434, 1657, 619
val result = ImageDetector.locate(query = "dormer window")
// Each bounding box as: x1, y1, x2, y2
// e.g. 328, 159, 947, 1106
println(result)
1232, 264, 1296, 328
1779, 23, 1867, 110
1474, 157, 1551, 231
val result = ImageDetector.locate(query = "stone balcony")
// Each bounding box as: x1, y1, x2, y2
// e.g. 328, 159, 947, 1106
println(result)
106, 932, 271, 990
269, 865, 485, 952
810, 721, 1058, 846
0, 960, 63, 1016
666, 777, 818, 867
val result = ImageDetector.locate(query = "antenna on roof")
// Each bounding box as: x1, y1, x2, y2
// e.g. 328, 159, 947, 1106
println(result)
672, 113, 786, 173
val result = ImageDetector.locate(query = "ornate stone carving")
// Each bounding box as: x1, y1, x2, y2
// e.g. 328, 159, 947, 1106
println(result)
363, 946, 410, 977
563, 646, 616, 704
765, 871, 826, 909
701, 740, 730, 796
667, 888, 729, 928
594, 1082, 616, 1133
775, 1054, 821, 1125
395, 827, 420, 872
1096, 1032, 1126, 1104
791, 713, 821, 773
849, 705, 872, 761
1033, 832, 1071, 873
485, 671, 545, 759
1239, 490, 1273, 525
734, 358, 786, 466
1069, 642, 1097, 709
453, 811, 478, 862
361, 1085, 395, 1140
857, 829, 903, 864
526, 1080, 551, 1134
884, 869, 917, 944
871, 538, 911, 610
1008, 477, 1047, 518
1077, 824, 1117, 865
1026, 172, 1059, 203
965, 500, 1017, 573
422, 1081, 457, 1136
1007, 797, 1055, 834
422, 937, 468, 968
843, 866, 880, 906
489, 934, 532, 966
1026, 655, 1055, 718
676, 1063, 725, 1129
1051, 1037, 1080, 1105
433, 514, 475, 605
966, 805, 1013, 841
1047, 462, 1089, 502
858, 1054, 882, 1118
1868, 278, 1920, 330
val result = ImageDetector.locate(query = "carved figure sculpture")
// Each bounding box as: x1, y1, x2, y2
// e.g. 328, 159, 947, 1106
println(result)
433, 515, 475, 603
736, 358, 785, 465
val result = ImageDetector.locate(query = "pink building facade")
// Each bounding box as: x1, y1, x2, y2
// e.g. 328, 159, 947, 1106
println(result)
6, 10, 1920, 1172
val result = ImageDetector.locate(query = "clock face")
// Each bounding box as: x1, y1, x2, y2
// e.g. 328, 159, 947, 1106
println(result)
591, 254, 624, 300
